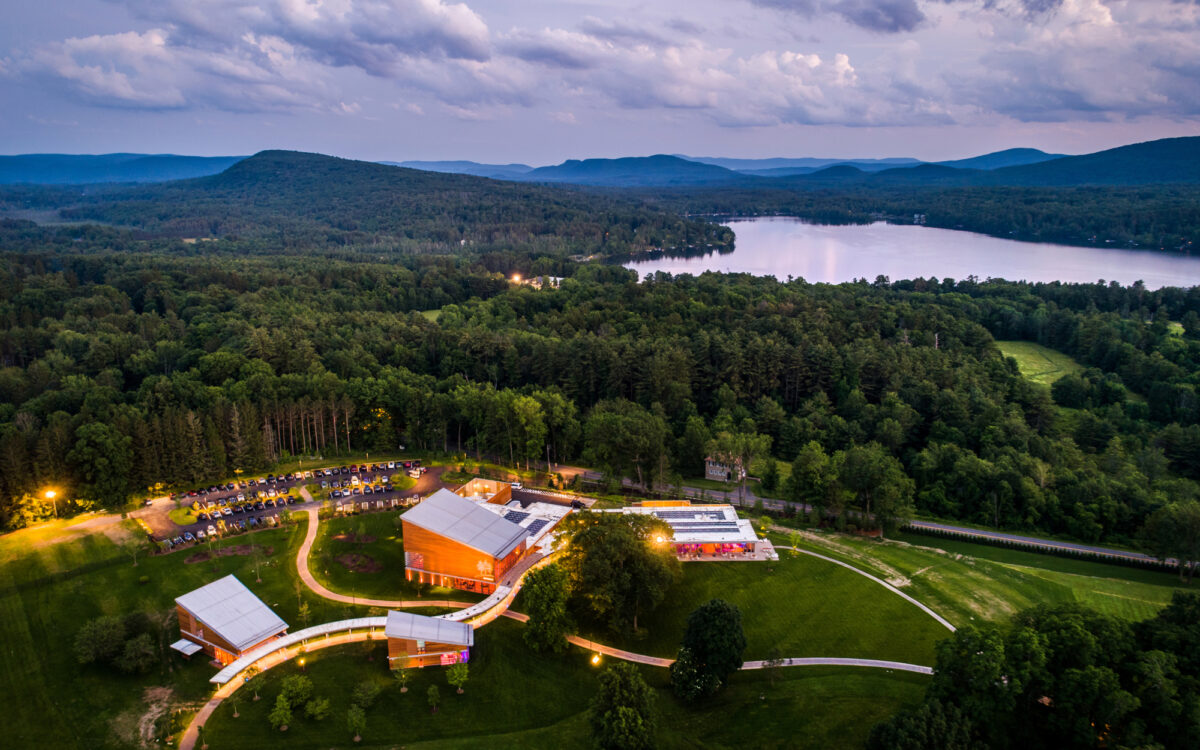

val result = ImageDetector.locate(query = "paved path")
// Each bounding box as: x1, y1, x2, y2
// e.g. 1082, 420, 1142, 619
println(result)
294, 505, 477, 610
567, 464, 1167, 568
742, 657, 933, 675
773, 539, 956, 632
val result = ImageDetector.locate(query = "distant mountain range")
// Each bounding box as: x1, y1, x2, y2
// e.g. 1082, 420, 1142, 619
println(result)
3, 137, 1198, 188
0, 153, 246, 184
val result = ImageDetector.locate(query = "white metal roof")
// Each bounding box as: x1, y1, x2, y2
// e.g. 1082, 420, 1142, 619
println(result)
402, 489, 528, 558
385, 610, 474, 646
170, 638, 204, 656
175, 575, 288, 652
611, 504, 761, 544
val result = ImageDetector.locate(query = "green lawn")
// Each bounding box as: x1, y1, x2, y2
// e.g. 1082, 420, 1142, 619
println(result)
202, 618, 928, 750
308, 511, 478, 603
0, 521, 380, 750
570, 554, 949, 666
996, 340, 1084, 385
780, 529, 1190, 627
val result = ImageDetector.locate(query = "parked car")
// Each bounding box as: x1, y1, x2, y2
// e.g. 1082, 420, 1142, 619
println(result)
408, 469, 421, 479
387, 461, 395, 469
172, 536, 184, 545
510, 482, 523, 490
384, 484, 394, 492
248, 517, 259, 528
254, 502, 265, 511
363, 485, 373, 495
195, 530, 205, 541
207, 524, 217, 537
222, 507, 233, 517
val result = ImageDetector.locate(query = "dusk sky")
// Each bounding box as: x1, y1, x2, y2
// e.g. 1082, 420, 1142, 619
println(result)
2, 0, 1198, 163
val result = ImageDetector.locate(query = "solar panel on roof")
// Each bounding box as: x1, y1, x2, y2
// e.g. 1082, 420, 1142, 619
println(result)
504, 510, 530, 524
525, 519, 548, 536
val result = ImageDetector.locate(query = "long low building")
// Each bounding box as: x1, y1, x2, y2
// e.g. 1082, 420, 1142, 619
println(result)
608, 502, 769, 559
385, 610, 473, 668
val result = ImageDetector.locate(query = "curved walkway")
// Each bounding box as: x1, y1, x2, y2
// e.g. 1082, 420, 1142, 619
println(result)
180, 510, 951, 749
773, 538, 956, 632
295, 504, 477, 610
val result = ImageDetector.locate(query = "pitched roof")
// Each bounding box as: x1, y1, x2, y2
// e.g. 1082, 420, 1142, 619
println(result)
384, 611, 473, 647
401, 488, 528, 558
175, 574, 288, 652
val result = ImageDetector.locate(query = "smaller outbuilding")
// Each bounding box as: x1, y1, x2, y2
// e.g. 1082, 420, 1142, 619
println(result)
173, 574, 288, 665
385, 610, 473, 668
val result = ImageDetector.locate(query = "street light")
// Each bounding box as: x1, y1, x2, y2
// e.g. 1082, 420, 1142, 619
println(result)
44, 489, 58, 518
591, 653, 601, 666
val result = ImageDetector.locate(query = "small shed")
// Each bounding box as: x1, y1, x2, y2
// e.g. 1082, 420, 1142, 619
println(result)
385, 611, 473, 668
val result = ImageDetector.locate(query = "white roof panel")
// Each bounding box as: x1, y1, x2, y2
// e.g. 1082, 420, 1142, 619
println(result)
385, 610, 474, 646
401, 489, 528, 559
175, 575, 288, 652
170, 638, 204, 656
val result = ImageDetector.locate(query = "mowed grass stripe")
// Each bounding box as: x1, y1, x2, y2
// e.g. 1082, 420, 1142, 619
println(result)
996, 339, 1084, 384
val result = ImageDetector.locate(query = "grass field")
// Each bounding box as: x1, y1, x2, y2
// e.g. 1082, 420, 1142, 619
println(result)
308, 511, 479, 603
570, 553, 949, 666
779, 529, 1190, 627
202, 618, 928, 750
996, 340, 1085, 384
0, 520, 380, 750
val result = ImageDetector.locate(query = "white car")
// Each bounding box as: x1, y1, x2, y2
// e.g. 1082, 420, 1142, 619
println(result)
387, 461, 396, 470
195, 530, 206, 540
510, 482, 523, 490
207, 524, 217, 537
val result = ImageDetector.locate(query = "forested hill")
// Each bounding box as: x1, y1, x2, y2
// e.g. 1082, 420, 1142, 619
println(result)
15, 150, 731, 257
0, 153, 245, 184
521, 155, 748, 186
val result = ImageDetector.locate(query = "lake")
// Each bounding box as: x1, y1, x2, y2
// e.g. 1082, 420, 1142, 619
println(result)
623, 217, 1200, 289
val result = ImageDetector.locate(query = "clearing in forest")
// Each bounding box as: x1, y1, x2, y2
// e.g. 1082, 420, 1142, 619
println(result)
996, 340, 1084, 385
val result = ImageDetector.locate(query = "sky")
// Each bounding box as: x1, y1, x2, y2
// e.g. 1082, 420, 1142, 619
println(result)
1, 0, 1198, 164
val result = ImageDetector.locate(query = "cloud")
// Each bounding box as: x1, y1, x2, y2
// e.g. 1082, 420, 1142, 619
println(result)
751, 0, 927, 32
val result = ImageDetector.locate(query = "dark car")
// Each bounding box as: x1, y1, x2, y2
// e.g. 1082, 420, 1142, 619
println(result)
247, 517, 259, 528
183, 531, 196, 542
384, 484, 394, 492
363, 485, 373, 495
172, 536, 184, 545
285, 496, 295, 504
254, 502, 265, 511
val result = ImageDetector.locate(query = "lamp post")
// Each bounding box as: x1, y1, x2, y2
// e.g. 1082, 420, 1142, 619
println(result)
44, 489, 57, 518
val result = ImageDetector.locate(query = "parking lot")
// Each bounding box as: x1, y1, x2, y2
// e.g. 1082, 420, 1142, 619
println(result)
157, 460, 437, 550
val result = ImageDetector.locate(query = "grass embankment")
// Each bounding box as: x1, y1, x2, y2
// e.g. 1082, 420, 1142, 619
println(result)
573, 553, 948, 666
308, 512, 479, 603
996, 340, 1084, 384
203, 619, 928, 750
781, 529, 1190, 627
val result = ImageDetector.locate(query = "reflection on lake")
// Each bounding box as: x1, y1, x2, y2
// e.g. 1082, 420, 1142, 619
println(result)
623, 217, 1200, 290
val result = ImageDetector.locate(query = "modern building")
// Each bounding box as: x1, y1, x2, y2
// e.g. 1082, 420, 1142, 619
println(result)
609, 501, 772, 560
401, 487, 571, 594
385, 610, 473, 668
172, 574, 288, 665
704, 456, 744, 482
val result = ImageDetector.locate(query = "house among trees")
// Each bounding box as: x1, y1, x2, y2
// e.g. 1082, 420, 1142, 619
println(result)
705, 456, 744, 482
172, 574, 288, 665
610, 501, 775, 560
385, 610, 473, 668
401, 488, 571, 594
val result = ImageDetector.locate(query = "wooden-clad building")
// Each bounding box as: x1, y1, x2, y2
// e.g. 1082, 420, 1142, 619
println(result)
385, 610, 473, 668
171, 574, 288, 665
401, 489, 528, 594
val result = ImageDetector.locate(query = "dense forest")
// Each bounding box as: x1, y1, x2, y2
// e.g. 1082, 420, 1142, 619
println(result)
633, 183, 1200, 252
870, 595, 1200, 749
0, 151, 732, 258
5, 206, 1200, 558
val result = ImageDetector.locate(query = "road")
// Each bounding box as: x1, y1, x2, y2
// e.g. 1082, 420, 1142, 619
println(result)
566, 467, 1167, 567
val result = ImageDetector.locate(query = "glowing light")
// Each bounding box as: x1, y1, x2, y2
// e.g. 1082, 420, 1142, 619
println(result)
591, 653, 601, 666
654, 535, 665, 544
512, 274, 521, 282
44, 490, 57, 500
